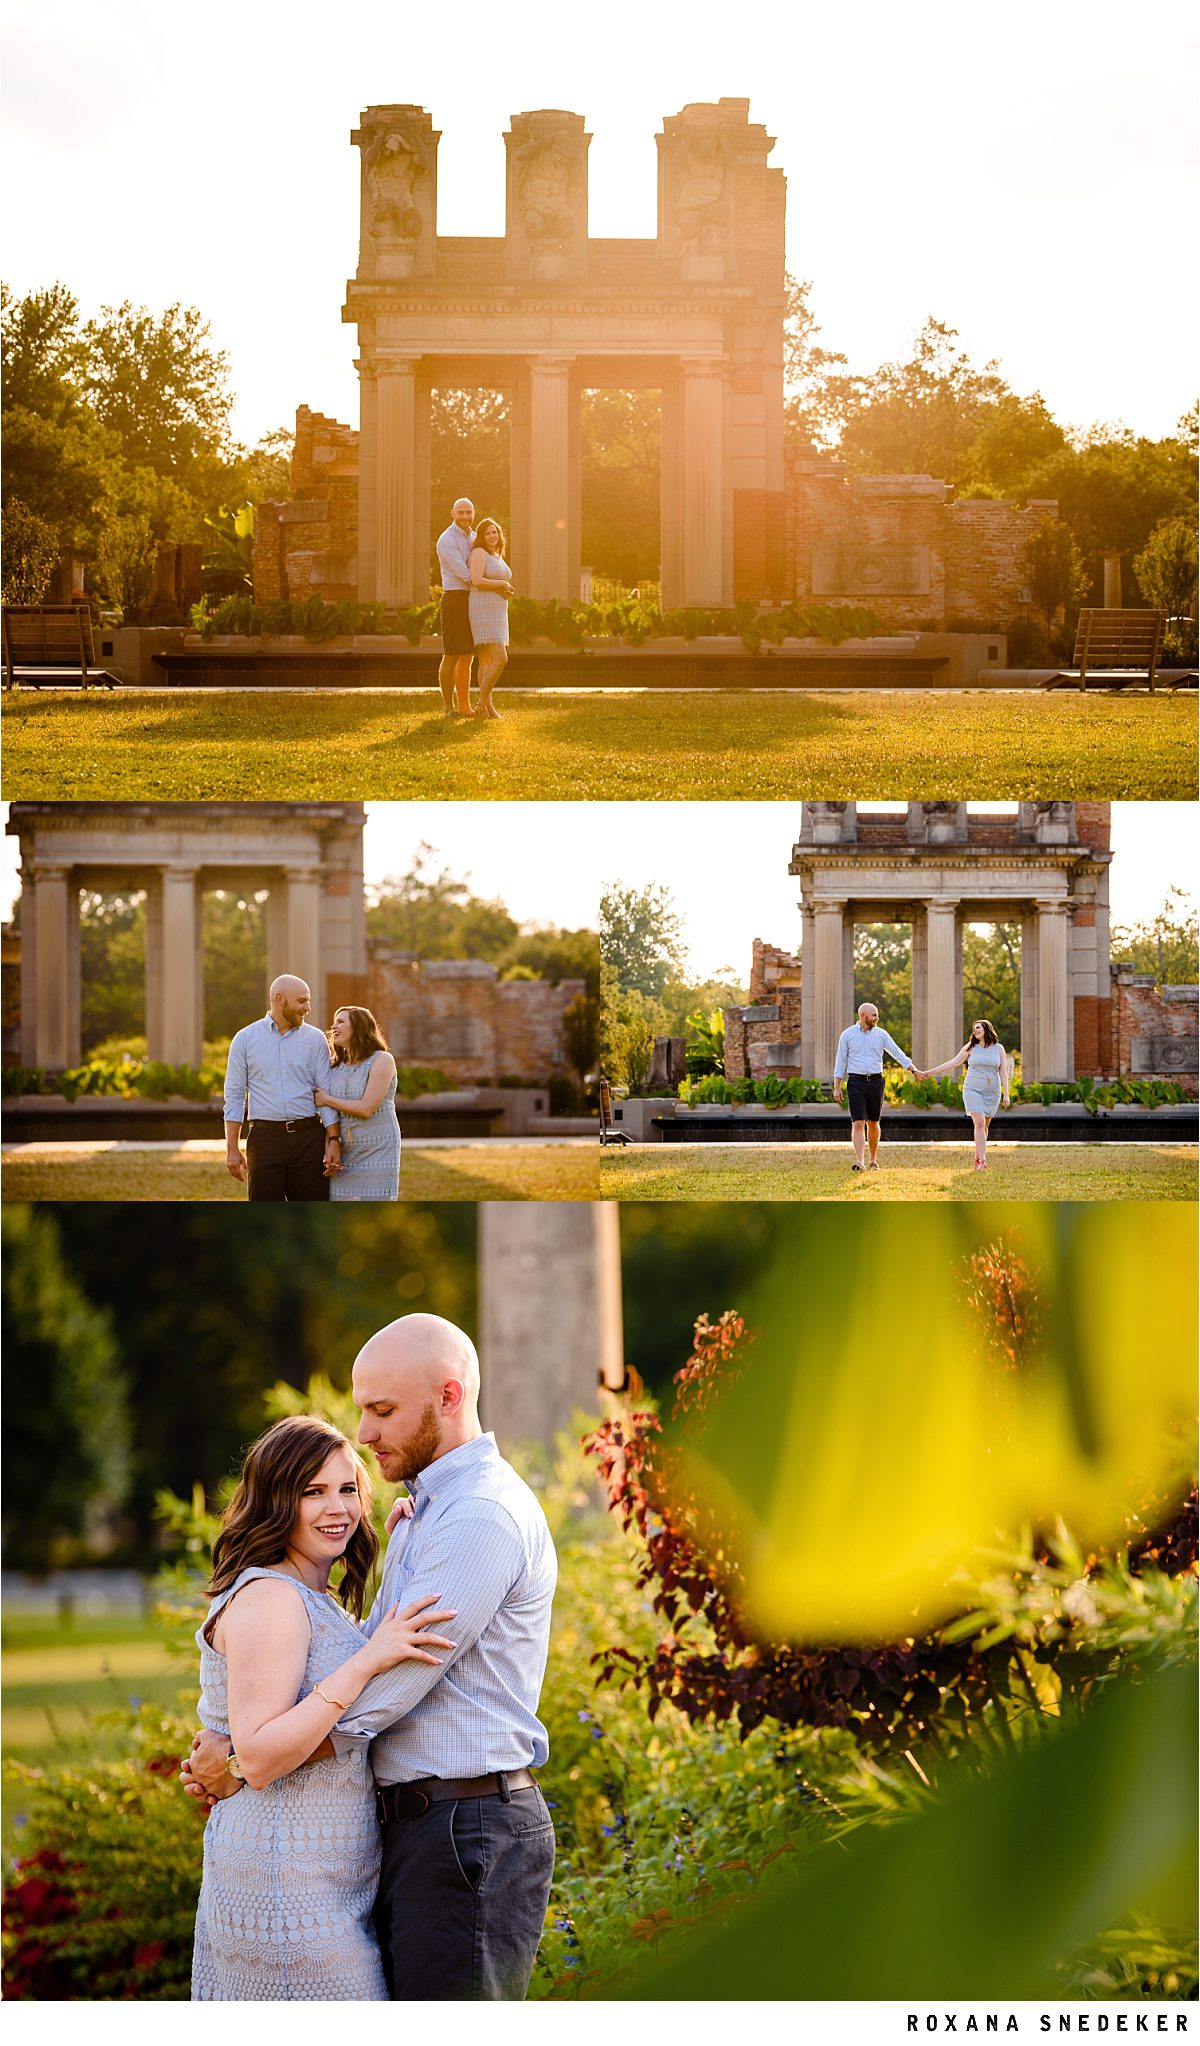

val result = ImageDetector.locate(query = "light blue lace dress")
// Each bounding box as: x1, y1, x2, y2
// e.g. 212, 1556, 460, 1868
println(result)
468, 551, 512, 646
962, 1041, 1007, 1119
325, 1052, 400, 1202
191, 1567, 388, 2002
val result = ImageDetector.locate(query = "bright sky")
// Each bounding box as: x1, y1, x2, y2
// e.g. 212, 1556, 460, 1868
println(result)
596, 802, 1199, 979
0, 803, 603, 930
0, 804, 1191, 975
2, 0, 1195, 445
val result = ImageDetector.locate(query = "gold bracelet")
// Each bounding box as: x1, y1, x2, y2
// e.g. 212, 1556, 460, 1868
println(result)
313, 1682, 349, 1711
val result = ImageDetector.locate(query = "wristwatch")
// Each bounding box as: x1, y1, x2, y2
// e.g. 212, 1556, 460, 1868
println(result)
226, 1748, 247, 1781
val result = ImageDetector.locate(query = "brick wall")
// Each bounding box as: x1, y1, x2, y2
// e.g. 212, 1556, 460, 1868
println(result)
785, 452, 1058, 630
253, 408, 361, 606
366, 952, 584, 1083
1111, 966, 1199, 1094
725, 938, 803, 1079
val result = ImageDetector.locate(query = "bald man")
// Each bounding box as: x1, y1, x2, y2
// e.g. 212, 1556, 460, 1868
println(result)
223, 974, 342, 1200
832, 1001, 917, 1171
436, 497, 477, 715
185, 1314, 558, 2002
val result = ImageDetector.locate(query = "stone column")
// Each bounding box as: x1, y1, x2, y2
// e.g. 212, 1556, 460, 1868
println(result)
284, 869, 324, 1015
375, 356, 420, 606
659, 366, 684, 608
811, 900, 846, 1078
1020, 909, 1040, 1079
478, 1204, 623, 1448
924, 901, 961, 1069
28, 866, 79, 1069
680, 359, 726, 605
159, 868, 202, 1067
527, 356, 574, 601
1103, 553, 1122, 608
1036, 899, 1072, 1079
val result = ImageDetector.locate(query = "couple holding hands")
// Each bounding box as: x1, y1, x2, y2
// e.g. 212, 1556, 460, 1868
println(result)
833, 1003, 1012, 1172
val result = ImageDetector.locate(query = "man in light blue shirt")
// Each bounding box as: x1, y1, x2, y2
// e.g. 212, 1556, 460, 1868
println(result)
436, 496, 476, 716
223, 974, 341, 1200
832, 1001, 920, 1172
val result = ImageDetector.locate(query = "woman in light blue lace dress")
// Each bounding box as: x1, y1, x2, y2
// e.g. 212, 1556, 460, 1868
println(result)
190, 1416, 456, 2000
314, 1006, 401, 1201
468, 517, 512, 719
921, 1017, 1011, 1171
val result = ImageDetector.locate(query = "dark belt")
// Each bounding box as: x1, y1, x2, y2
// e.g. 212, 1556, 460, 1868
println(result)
248, 1116, 322, 1133
376, 1769, 535, 1824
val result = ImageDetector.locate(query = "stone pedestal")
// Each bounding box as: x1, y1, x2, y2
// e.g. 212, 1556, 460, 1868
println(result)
376, 359, 421, 606
923, 901, 961, 1068
1036, 899, 1072, 1079
680, 360, 726, 605
478, 1205, 623, 1448
811, 901, 846, 1079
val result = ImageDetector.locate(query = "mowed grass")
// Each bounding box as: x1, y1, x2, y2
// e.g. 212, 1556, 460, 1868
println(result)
2, 1614, 193, 1768
0, 1143, 599, 1203
600, 1143, 1198, 1202
2, 690, 1195, 799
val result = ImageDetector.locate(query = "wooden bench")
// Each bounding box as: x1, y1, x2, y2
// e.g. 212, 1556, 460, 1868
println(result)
2, 604, 120, 689
1040, 608, 1167, 693
599, 1077, 632, 1146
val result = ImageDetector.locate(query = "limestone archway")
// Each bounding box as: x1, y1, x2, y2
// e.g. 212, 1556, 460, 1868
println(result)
8, 804, 368, 1069
793, 804, 1112, 1082
346, 99, 787, 610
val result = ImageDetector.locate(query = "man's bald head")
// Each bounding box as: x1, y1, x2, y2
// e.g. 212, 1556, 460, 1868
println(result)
269, 975, 312, 1028
858, 1003, 879, 1028
352, 1314, 481, 1481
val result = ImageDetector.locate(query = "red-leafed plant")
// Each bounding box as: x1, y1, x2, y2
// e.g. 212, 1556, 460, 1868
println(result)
582, 1260, 1196, 1757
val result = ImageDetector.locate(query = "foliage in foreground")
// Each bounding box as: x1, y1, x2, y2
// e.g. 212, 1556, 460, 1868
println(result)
0, 1057, 456, 1102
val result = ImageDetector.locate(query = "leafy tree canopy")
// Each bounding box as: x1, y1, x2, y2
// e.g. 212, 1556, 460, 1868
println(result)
1112, 889, 1198, 988
600, 880, 688, 1001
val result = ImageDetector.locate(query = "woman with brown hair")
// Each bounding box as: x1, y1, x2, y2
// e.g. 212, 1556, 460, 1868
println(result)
314, 1005, 400, 1201
191, 1414, 456, 2000
920, 1017, 1012, 1171
467, 516, 512, 719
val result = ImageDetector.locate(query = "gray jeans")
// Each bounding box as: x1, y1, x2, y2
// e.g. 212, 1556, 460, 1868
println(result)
374, 1785, 556, 2001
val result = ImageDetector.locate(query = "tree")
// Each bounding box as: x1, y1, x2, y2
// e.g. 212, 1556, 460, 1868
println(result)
1, 1207, 130, 1569
0, 498, 60, 603
561, 991, 600, 1087
960, 924, 1021, 1049
83, 300, 233, 493
202, 890, 268, 1040
367, 844, 520, 961
1133, 515, 1198, 618
579, 387, 660, 583
1112, 889, 1198, 988
853, 924, 912, 1043
429, 387, 509, 575
1024, 429, 1195, 569
501, 925, 600, 998
600, 880, 687, 999
1019, 516, 1089, 637
782, 275, 853, 450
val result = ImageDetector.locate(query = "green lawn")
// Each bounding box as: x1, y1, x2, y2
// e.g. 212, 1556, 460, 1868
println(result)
1, 1142, 599, 1202
600, 1143, 1198, 1202
2, 690, 1195, 798
2, 1614, 192, 1769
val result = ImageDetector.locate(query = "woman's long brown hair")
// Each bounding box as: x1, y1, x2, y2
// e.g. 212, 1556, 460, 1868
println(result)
328, 1005, 390, 1068
971, 1018, 1000, 1047
209, 1415, 379, 1617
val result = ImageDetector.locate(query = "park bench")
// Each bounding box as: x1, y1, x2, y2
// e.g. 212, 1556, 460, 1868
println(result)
1040, 608, 1170, 693
599, 1077, 632, 1146
2, 604, 120, 690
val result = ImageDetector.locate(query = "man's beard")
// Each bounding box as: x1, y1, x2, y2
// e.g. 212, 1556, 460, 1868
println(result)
387, 1400, 443, 1483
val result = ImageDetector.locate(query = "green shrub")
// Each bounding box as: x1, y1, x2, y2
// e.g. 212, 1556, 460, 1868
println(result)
3, 1709, 203, 2000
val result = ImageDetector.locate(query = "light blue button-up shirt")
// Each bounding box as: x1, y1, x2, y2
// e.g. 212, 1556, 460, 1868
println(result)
222, 1014, 339, 1128
435, 521, 474, 592
833, 1022, 915, 1079
332, 1432, 556, 1785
